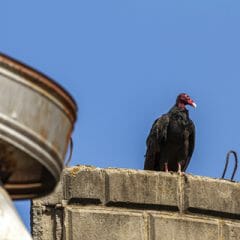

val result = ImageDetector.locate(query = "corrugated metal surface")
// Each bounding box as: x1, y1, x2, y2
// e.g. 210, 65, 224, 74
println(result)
0, 53, 77, 199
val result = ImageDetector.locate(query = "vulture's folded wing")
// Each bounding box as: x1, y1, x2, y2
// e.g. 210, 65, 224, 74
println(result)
183, 120, 195, 171
144, 114, 169, 170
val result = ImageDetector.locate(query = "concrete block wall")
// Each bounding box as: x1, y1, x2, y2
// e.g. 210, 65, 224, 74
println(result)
31, 165, 240, 240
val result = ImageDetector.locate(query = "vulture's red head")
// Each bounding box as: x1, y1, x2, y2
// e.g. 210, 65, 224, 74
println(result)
176, 93, 197, 109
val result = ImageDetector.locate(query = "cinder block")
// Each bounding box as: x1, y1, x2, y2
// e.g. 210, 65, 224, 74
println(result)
63, 166, 105, 203
31, 206, 56, 240
64, 207, 145, 240
222, 222, 240, 240
106, 168, 178, 208
151, 213, 218, 240
185, 175, 240, 216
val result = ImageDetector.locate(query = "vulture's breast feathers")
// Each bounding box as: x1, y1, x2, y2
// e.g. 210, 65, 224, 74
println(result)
167, 107, 194, 138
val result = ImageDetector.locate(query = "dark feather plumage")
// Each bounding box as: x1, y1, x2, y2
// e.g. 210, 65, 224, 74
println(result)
144, 94, 196, 172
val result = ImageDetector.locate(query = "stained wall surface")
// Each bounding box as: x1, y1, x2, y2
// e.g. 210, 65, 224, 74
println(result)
31, 166, 240, 240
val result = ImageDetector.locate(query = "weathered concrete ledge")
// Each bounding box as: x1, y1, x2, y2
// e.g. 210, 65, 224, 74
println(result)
31, 165, 240, 240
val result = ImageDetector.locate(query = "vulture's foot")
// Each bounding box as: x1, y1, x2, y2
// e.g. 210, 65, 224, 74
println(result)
164, 163, 169, 172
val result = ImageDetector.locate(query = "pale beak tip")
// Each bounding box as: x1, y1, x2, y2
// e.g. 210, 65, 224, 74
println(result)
192, 102, 197, 108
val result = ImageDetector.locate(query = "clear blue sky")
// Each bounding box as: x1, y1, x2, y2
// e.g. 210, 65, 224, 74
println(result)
1, 0, 240, 231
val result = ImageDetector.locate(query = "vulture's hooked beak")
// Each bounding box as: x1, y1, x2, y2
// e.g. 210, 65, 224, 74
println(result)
188, 100, 197, 108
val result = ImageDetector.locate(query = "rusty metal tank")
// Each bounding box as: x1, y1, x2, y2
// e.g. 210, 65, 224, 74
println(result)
0, 53, 77, 199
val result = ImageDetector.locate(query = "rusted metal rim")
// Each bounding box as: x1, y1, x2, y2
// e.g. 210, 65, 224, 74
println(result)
0, 52, 77, 124
5, 179, 56, 200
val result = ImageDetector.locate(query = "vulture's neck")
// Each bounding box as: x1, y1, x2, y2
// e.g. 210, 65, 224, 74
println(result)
176, 102, 186, 109
169, 105, 189, 117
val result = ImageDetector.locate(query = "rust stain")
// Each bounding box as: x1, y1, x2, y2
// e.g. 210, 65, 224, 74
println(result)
40, 128, 48, 141
51, 140, 59, 156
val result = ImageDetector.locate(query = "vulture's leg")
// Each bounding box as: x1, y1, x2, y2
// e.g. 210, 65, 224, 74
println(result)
177, 162, 183, 175
164, 162, 168, 172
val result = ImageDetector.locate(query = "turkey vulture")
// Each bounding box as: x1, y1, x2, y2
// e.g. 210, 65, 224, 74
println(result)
144, 93, 196, 173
